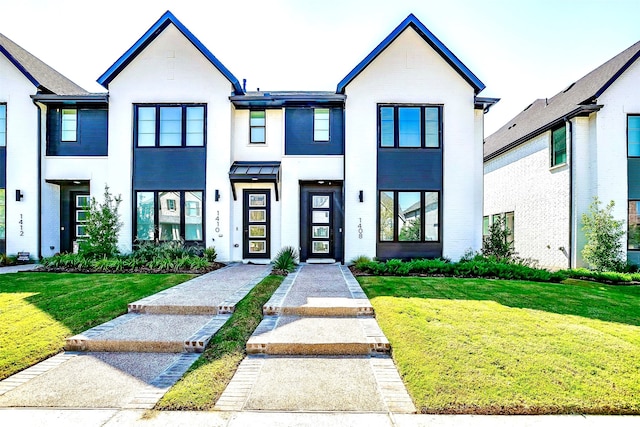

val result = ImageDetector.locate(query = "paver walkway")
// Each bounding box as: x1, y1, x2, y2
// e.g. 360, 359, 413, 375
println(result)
216, 264, 416, 413
0, 263, 270, 409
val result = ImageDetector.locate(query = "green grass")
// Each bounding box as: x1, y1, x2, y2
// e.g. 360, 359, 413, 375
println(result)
359, 276, 640, 414
0, 272, 194, 380
156, 275, 284, 410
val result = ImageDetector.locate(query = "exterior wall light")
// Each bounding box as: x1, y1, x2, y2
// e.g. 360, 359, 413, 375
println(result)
15, 189, 24, 201
359, 190, 364, 203
215, 189, 220, 201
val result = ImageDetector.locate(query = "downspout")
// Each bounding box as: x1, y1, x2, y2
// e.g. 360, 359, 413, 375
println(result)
566, 117, 573, 269
32, 99, 42, 260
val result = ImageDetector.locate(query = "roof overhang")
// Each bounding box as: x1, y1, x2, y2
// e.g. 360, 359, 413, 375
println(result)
97, 11, 243, 94
475, 97, 500, 113
484, 104, 602, 162
230, 92, 346, 109
337, 14, 486, 94
228, 161, 281, 201
32, 93, 109, 105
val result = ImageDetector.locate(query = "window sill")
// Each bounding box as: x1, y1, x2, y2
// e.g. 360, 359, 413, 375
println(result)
549, 162, 568, 172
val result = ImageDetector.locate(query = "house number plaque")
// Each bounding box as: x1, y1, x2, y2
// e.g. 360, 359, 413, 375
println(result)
215, 211, 220, 233
19, 214, 24, 237
358, 218, 363, 239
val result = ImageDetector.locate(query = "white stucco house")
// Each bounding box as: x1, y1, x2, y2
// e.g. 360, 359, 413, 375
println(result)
484, 40, 640, 269
1, 11, 496, 263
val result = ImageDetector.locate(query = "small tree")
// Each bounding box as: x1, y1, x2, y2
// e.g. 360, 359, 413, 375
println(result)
79, 185, 123, 259
482, 215, 514, 262
581, 197, 625, 272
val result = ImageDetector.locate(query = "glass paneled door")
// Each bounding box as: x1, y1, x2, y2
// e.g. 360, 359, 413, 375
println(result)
243, 190, 270, 259
309, 192, 333, 258
71, 192, 90, 253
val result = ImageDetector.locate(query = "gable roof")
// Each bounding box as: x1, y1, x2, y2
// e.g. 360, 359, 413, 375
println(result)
0, 33, 88, 95
336, 14, 485, 94
484, 40, 640, 161
97, 10, 243, 94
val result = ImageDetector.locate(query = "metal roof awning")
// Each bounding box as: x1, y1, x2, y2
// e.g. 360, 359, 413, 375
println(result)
228, 161, 281, 201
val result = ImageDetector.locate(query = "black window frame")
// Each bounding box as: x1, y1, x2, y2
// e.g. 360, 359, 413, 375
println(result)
377, 104, 442, 149
628, 200, 640, 250
0, 103, 6, 147
378, 190, 441, 243
550, 125, 567, 167
249, 109, 266, 144
313, 108, 330, 142
133, 190, 205, 244
134, 104, 207, 148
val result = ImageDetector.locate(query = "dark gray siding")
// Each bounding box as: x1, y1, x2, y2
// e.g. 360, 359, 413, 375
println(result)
46, 108, 108, 156
285, 107, 344, 155
133, 148, 206, 190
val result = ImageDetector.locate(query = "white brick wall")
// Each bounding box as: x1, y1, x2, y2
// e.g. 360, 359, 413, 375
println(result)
484, 131, 571, 268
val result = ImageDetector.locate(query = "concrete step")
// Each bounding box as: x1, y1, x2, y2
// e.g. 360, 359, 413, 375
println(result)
65, 313, 230, 353
246, 316, 389, 355
268, 297, 374, 317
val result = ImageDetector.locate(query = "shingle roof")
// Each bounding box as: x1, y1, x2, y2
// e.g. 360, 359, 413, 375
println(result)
484, 40, 640, 161
0, 33, 88, 95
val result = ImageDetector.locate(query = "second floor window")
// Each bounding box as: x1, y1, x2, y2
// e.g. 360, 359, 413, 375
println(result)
314, 108, 330, 141
628, 115, 640, 157
135, 104, 205, 147
551, 125, 567, 167
61, 109, 77, 142
250, 110, 266, 144
379, 105, 441, 148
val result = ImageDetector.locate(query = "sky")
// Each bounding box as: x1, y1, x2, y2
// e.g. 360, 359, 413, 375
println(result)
1, 0, 639, 135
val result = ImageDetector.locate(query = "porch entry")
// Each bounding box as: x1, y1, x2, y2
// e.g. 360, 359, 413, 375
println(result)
60, 183, 90, 253
243, 189, 271, 259
300, 182, 344, 262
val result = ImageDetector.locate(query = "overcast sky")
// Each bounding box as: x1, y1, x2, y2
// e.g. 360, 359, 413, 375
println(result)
1, 0, 638, 135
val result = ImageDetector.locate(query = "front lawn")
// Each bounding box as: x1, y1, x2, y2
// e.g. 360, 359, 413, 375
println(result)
360, 276, 640, 414
0, 272, 193, 380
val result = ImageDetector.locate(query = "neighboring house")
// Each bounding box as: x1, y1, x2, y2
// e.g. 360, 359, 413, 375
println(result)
1, 11, 496, 262
484, 41, 640, 269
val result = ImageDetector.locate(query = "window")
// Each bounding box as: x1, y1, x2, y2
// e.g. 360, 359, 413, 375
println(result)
0, 189, 5, 240
135, 105, 205, 147
482, 216, 490, 239
314, 108, 330, 141
61, 109, 77, 142
505, 211, 515, 244
629, 201, 640, 249
551, 125, 567, 166
250, 110, 266, 143
135, 191, 204, 242
484, 212, 515, 244
628, 115, 640, 157
378, 105, 441, 148
0, 104, 5, 147
378, 191, 439, 242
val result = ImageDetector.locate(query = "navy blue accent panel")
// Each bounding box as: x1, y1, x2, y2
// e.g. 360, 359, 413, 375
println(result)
376, 242, 442, 261
133, 147, 206, 190
377, 150, 442, 190
46, 108, 108, 156
628, 158, 640, 198
336, 14, 485, 94
0, 148, 5, 188
97, 11, 243, 94
285, 108, 344, 155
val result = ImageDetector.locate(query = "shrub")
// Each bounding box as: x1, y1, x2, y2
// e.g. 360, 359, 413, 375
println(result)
581, 197, 625, 272
482, 215, 515, 262
203, 247, 217, 263
273, 246, 299, 273
79, 185, 123, 259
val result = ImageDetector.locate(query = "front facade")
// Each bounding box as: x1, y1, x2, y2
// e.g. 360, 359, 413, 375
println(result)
1, 12, 494, 263
484, 41, 640, 269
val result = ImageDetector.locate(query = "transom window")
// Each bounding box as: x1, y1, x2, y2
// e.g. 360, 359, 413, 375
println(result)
250, 110, 266, 144
628, 115, 640, 157
0, 104, 6, 147
379, 105, 441, 148
135, 105, 205, 147
135, 191, 204, 242
313, 108, 330, 141
551, 125, 567, 166
61, 109, 77, 142
379, 191, 439, 242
